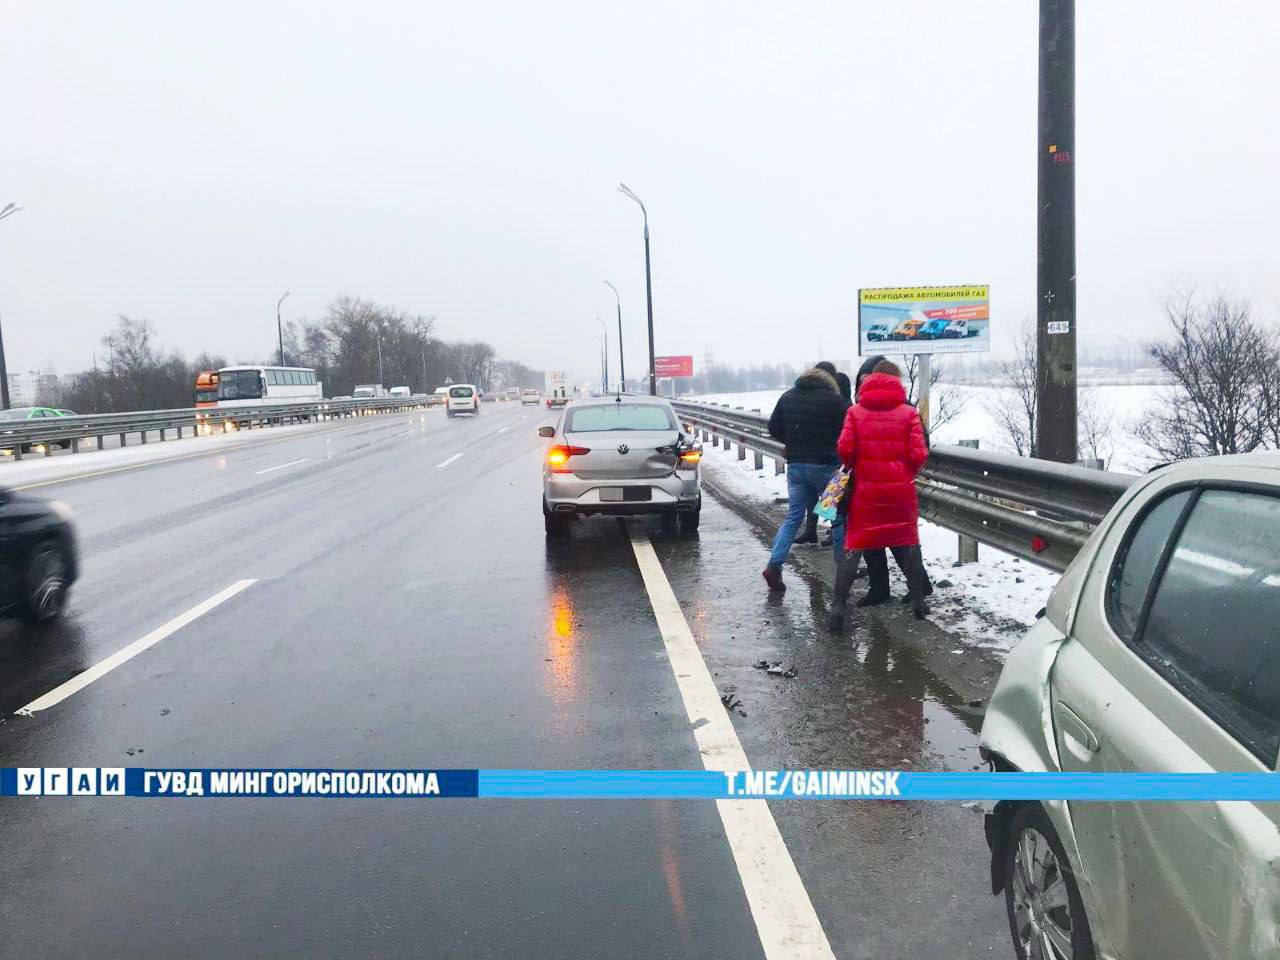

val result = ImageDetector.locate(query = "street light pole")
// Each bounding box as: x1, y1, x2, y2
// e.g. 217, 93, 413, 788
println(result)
595, 317, 609, 393
618, 183, 656, 396
603, 280, 625, 392
0, 202, 22, 410
276, 291, 291, 367
376, 328, 385, 385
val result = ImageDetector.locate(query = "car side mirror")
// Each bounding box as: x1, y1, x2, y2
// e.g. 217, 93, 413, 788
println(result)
537, 426, 555, 438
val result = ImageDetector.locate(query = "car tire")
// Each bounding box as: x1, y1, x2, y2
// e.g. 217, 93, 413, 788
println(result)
543, 500, 570, 537
1002, 803, 1096, 960
679, 500, 701, 535
19, 539, 71, 623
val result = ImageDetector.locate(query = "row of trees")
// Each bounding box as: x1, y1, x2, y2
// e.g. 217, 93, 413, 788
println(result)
277, 296, 542, 397
47, 297, 543, 414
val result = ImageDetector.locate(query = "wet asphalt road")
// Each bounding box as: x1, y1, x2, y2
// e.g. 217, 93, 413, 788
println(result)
0, 401, 1008, 959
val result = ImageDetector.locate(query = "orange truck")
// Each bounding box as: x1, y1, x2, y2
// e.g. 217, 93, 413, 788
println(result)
194, 370, 220, 408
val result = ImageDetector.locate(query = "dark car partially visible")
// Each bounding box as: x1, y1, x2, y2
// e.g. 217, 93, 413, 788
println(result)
0, 488, 78, 621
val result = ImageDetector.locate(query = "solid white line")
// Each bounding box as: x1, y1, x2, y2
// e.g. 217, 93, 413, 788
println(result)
629, 533, 836, 960
496, 426, 509, 434
254, 457, 310, 475
436, 453, 463, 468
16, 580, 258, 715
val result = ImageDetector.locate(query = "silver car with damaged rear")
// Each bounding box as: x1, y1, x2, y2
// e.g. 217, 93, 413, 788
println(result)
539, 396, 701, 536
979, 452, 1280, 960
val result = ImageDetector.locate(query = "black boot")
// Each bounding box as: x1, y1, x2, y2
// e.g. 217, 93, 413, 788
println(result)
891, 546, 929, 620
826, 552, 859, 631
857, 549, 890, 607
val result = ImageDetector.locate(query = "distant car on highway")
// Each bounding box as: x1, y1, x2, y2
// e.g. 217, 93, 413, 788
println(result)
0, 488, 78, 621
539, 396, 702, 536
980, 453, 1280, 960
389, 386, 411, 399
0, 406, 74, 452
521, 389, 541, 406
445, 384, 481, 417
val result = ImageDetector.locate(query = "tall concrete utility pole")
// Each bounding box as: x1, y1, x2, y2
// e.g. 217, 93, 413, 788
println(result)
1035, 0, 1077, 462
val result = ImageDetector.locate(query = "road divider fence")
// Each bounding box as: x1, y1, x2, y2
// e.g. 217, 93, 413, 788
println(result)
670, 398, 1137, 572
0, 397, 438, 462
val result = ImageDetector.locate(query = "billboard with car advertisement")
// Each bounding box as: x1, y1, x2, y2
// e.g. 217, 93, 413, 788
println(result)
858, 285, 990, 356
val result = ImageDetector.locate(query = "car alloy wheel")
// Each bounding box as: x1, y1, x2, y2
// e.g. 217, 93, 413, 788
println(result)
25, 542, 69, 621
1010, 823, 1078, 960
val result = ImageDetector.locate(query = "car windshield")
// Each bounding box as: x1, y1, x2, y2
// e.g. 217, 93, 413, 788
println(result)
565, 404, 675, 433
217, 371, 263, 400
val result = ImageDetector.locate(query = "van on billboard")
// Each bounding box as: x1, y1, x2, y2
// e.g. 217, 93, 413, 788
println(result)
858, 285, 990, 356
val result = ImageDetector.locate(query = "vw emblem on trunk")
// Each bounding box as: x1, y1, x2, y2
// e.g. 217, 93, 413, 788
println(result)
617, 443, 630, 454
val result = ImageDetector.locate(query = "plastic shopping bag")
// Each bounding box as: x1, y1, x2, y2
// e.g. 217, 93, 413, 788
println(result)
813, 468, 850, 522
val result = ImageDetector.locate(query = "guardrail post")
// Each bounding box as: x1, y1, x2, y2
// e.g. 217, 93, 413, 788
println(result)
774, 456, 785, 476
159, 428, 166, 442
43, 442, 53, 457
140, 429, 147, 444
97, 436, 104, 450
120, 432, 127, 447
750, 410, 765, 469
70, 438, 79, 454
737, 438, 746, 461
957, 439, 980, 565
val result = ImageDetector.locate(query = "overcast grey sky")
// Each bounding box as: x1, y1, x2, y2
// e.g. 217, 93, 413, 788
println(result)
2, 1, 1277, 381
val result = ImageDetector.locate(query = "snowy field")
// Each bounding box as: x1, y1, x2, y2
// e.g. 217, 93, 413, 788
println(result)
688, 380, 1166, 649
686, 382, 1166, 473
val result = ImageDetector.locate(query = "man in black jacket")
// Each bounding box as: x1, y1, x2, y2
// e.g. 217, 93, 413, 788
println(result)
762, 364, 850, 592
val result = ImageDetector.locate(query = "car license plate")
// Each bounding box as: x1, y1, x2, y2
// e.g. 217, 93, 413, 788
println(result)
599, 487, 652, 502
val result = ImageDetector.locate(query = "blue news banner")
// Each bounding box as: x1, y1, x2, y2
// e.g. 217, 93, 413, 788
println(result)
3, 768, 1279, 800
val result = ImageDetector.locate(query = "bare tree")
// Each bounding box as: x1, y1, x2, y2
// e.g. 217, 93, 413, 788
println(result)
1133, 288, 1279, 463
980, 318, 1038, 456
1078, 382, 1115, 467
900, 355, 964, 432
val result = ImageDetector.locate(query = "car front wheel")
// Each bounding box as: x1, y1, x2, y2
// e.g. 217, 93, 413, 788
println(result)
1003, 803, 1095, 960
20, 540, 71, 622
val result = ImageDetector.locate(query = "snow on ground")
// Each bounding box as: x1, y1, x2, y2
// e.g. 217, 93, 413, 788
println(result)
688, 381, 1165, 472
696, 428, 1059, 651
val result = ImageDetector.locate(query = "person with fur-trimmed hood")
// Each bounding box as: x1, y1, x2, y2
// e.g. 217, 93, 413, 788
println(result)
761, 362, 850, 592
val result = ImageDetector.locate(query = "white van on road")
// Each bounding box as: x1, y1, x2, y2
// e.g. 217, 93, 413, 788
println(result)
445, 384, 481, 417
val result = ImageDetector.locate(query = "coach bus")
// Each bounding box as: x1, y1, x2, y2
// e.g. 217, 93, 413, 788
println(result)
215, 365, 323, 407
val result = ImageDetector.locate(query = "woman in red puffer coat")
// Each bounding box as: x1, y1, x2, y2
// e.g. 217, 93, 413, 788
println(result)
834, 361, 930, 619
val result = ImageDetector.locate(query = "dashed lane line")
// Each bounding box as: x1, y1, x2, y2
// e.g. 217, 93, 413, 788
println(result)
16, 580, 258, 715
253, 458, 310, 475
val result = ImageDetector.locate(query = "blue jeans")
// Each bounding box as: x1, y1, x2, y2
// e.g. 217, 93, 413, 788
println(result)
767, 461, 846, 569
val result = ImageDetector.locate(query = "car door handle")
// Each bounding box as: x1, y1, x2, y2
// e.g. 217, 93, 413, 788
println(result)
1056, 702, 1100, 755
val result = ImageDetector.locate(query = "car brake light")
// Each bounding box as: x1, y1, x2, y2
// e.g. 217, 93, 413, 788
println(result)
547, 445, 590, 472
678, 449, 702, 466
1031, 535, 1048, 554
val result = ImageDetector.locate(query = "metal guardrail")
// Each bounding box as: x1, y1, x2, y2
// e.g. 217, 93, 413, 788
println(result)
670, 398, 1139, 572
0, 397, 435, 461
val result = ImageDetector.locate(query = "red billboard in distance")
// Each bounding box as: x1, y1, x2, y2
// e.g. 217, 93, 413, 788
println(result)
654, 355, 694, 378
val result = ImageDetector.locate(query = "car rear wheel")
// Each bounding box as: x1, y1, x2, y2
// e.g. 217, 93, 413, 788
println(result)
1003, 803, 1095, 960
543, 501, 570, 537
679, 500, 701, 535
20, 540, 71, 622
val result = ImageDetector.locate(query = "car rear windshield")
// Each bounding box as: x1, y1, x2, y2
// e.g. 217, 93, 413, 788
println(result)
566, 404, 676, 433
450, 387, 474, 398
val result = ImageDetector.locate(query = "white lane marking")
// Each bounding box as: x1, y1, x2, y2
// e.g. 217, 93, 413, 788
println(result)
16, 580, 258, 715
629, 533, 836, 960
254, 457, 310, 476
393, 429, 413, 438
496, 426, 509, 434
436, 453, 463, 468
